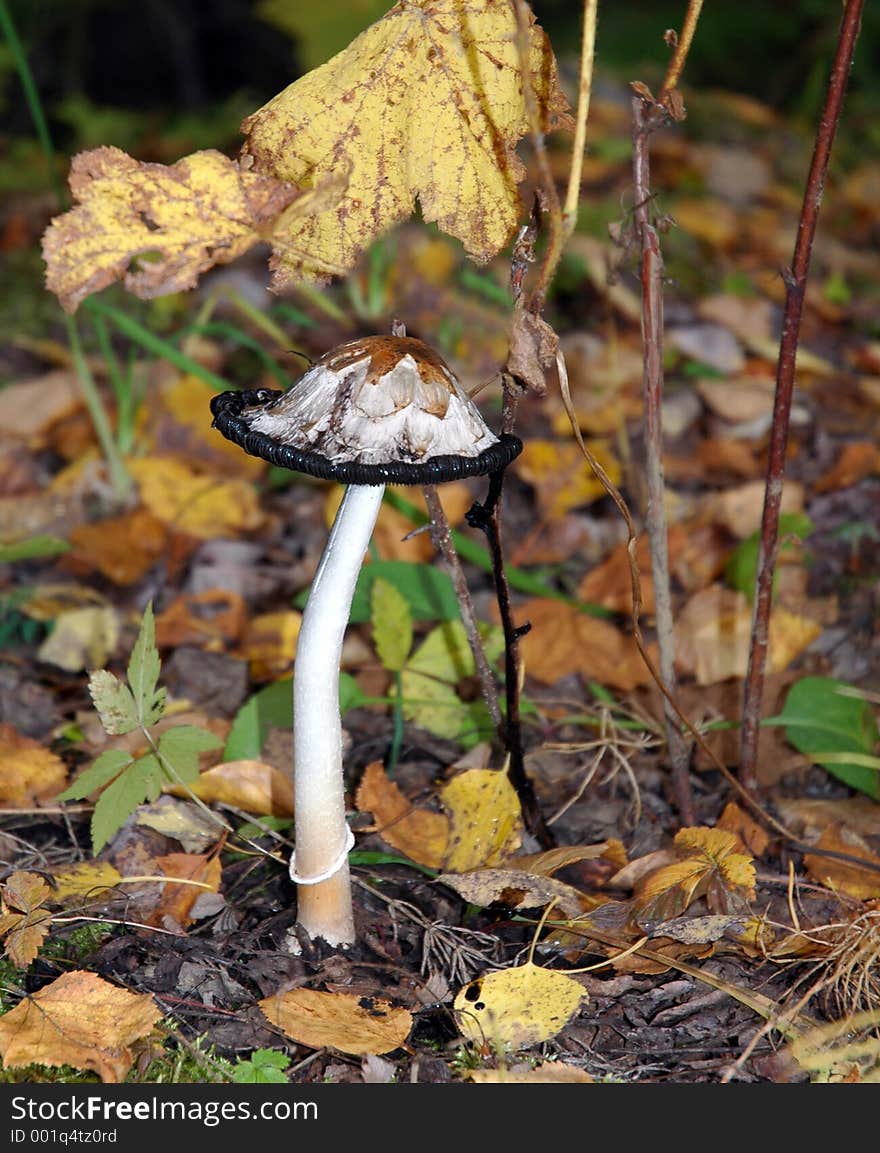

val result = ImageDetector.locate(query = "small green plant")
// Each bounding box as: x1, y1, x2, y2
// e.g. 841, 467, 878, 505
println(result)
56, 602, 223, 852
231, 1049, 291, 1084
772, 676, 880, 799
724, 512, 814, 600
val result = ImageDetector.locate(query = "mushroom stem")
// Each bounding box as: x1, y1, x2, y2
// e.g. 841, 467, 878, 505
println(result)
292, 482, 385, 946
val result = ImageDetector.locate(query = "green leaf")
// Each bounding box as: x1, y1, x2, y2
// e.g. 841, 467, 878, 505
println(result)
90, 754, 160, 853
405, 620, 504, 684
371, 577, 413, 672
87, 669, 140, 736
224, 677, 294, 761
774, 676, 880, 799
310, 560, 461, 623
0, 535, 70, 564
224, 673, 366, 760
399, 670, 466, 739
725, 513, 814, 600
232, 1048, 290, 1084
56, 748, 134, 801
126, 602, 166, 728
158, 725, 223, 785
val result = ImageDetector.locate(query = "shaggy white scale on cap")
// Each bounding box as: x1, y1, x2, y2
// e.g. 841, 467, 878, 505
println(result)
244, 335, 499, 465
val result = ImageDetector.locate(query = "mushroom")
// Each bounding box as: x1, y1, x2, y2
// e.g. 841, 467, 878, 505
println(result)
210, 334, 522, 946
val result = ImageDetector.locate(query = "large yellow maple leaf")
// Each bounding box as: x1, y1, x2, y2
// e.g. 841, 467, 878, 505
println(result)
242, 0, 572, 284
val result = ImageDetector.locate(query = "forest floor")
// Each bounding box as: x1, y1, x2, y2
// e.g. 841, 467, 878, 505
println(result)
1, 75, 880, 1085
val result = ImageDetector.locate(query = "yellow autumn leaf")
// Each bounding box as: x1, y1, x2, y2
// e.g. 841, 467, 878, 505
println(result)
515, 438, 621, 518
129, 457, 264, 539
259, 987, 412, 1056
0, 970, 162, 1082
241, 610, 302, 679
242, 0, 571, 284
0, 724, 68, 806
42, 147, 312, 313
49, 861, 123, 904
634, 826, 756, 923
37, 605, 120, 673
454, 962, 586, 1050
440, 768, 522, 872
167, 759, 296, 818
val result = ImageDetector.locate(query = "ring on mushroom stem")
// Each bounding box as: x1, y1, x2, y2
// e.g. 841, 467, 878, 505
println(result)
211, 334, 522, 948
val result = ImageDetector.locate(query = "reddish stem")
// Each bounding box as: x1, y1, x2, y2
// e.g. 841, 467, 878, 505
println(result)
739, 0, 865, 790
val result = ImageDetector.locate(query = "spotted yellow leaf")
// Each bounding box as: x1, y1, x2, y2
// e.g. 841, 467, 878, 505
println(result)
440, 768, 522, 872
454, 962, 586, 1050
242, 0, 571, 284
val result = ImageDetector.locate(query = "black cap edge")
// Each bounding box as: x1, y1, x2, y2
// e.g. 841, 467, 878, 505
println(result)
210, 388, 523, 485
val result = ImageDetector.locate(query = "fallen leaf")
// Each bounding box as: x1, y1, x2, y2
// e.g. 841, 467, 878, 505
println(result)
241, 611, 302, 679
803, 827, 880, 901
436, 868, 586, 917
454, 962, 586, 1050
468, 1063, 594, 1083
242, 0, 571, 283
715, 802, 770, 858
0, 370, 83, 445
259, 987, 412, 1055
154, 589, 247, 651
150, 852, 223, 932
36, 605, 120, 672
168, 759, 295, 818
354, 760, 448, 868
129, 457, 264, 539
814, 442, 880, 493
0, 724, 68, 806
633, 827, 756, 923
515, 842, 628, 877
517, 599, 652, 691
440, 768, 522, 872
64, 508, 169, 586
136, 798, 224, 853
0, 970, 162, 1082
578, 536, 655, 617
49, 861, 124, 905
702, 479, 805, 539
515, 439, 621, 517
43, 147, 305, 312
151, 374, 267, 479
0, 872, 52, 967
674, 584, 821, 685
696, 375, 776, 425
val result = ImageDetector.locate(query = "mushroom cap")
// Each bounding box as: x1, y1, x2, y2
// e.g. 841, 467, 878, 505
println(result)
210, 335, 522, 484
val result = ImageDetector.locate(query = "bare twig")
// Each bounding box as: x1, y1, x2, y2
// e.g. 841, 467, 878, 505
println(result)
466, 464, 553, 850
659, 0, 705, 98
631, 92, 694, 824
422, 484, 503, 732
739, 0, 865, 789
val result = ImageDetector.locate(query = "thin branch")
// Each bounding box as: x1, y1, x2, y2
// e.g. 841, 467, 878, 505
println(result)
659, 0, 705, 98
739, 0, 865, 789
466, 462, 553, 850
562, 0, 599, 230
631, 93, 694, 824
422, 484, 503, 732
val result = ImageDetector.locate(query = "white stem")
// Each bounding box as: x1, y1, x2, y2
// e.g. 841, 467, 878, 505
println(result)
293, 483, 385, 946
